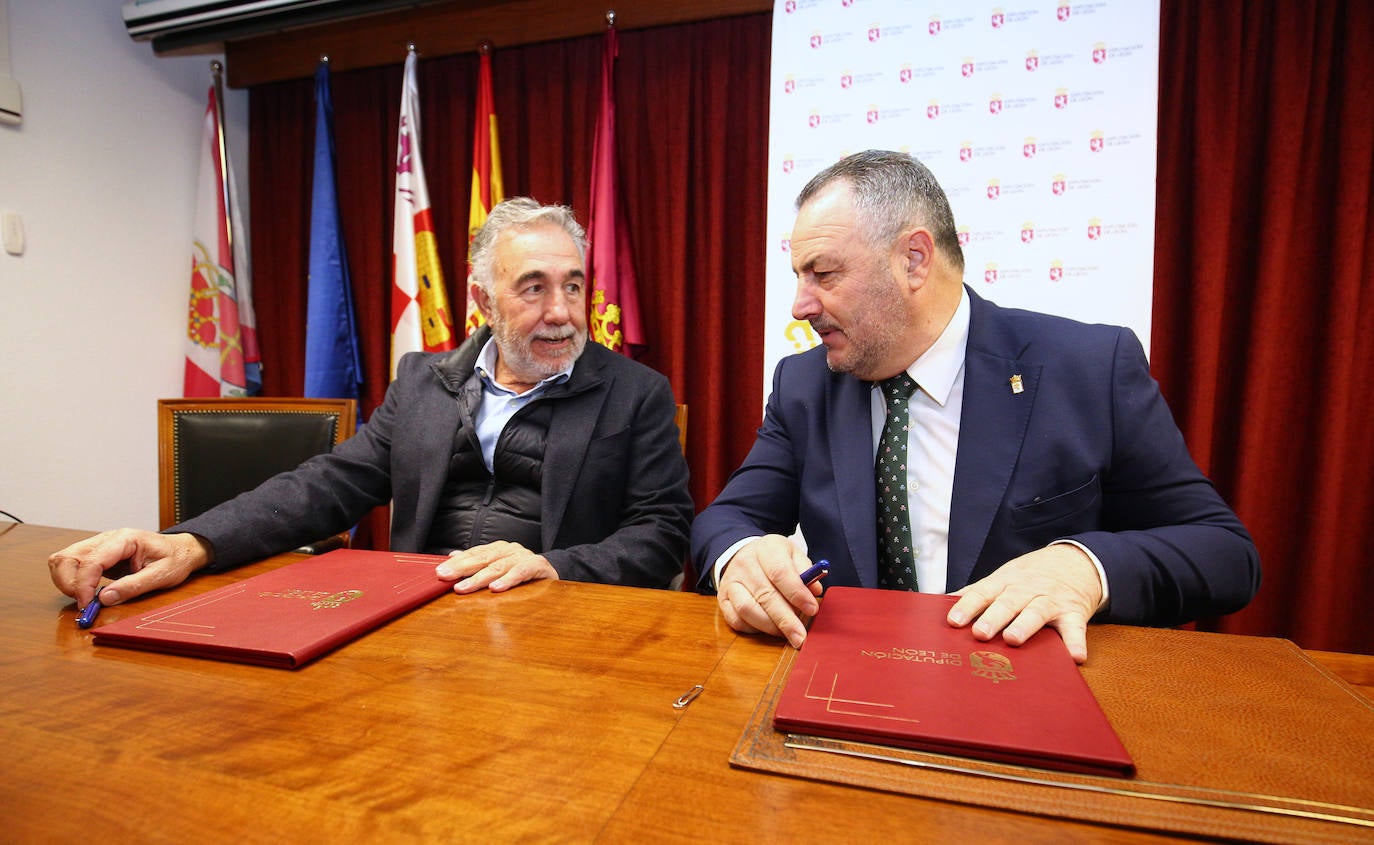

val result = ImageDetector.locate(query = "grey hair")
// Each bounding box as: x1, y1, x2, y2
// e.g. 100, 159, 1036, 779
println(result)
468, 197, 587, 293
796, 150, 964, 273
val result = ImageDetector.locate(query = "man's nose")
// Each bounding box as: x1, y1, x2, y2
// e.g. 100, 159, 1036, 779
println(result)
792, 280, 820, 321
544, 288, 571, 323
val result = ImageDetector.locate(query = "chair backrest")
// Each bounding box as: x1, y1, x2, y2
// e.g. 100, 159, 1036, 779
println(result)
157, 397, 357, 530
674, 403, 688, 454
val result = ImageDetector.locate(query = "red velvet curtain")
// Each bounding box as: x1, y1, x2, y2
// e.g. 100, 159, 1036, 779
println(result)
1153, 0, 1374, 652
248, 15, 770, 556
249, 4, 1372, 652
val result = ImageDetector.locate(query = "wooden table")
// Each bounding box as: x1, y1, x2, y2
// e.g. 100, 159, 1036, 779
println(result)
2, 523, 1369, 843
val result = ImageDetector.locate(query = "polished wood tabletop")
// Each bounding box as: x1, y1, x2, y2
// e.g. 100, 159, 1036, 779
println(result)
2, 523, 1369, 843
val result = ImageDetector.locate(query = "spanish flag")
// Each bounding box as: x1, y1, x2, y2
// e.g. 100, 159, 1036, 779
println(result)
587, 20, 644, 356
390, 49, 455, 379
465, 44, 504, 336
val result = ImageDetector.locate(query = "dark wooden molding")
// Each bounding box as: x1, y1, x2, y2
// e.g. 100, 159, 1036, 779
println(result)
222, 0, 771, 88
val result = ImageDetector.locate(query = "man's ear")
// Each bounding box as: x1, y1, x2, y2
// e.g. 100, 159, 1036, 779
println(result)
469, 277, 492, 321
904, 229, 936, 284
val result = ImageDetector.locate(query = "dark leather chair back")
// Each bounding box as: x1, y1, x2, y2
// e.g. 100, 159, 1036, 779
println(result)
157, 398, 357, 533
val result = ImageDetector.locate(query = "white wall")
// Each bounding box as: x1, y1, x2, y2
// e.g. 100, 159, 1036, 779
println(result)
0, 0, 248, 532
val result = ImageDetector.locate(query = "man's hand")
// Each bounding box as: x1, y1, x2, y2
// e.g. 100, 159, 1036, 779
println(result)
437, 541, 559, 594
947, 544, 1103, 663
715, 534, 824, 648
48, 530, 213, 609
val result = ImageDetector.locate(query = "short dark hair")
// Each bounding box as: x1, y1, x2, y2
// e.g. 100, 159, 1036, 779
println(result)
796, 150, 964, 273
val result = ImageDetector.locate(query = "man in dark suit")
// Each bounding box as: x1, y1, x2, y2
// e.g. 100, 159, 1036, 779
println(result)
51, 199, 692, 609
692, 151, 1258, 662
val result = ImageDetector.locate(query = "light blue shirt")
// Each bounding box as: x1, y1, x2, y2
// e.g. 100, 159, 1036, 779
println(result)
472, 338, 572, 472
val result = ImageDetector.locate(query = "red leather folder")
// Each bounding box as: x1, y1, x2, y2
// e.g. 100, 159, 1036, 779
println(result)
773, 587, 1135, 777
92, 550, 451, 668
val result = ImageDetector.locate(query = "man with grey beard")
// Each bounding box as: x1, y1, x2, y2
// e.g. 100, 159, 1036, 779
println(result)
50, 199, 693, 611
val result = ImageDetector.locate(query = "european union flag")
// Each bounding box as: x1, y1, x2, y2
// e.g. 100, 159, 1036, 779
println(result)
305, 61, 363, 405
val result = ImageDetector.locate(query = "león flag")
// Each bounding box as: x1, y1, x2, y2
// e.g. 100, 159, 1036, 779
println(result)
587, 22, 644, 356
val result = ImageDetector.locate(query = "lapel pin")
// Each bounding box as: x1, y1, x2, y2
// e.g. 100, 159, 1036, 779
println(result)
1010, 374, 1024, 394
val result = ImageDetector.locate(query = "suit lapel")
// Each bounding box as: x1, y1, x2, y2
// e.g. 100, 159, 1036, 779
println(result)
827, 373, 880, 588
540, 353, 606, 550
947, 290, 1038, 590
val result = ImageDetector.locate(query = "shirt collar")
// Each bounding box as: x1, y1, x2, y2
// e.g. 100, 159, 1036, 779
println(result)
474, 336, 574, 396
906, 286, 970, 407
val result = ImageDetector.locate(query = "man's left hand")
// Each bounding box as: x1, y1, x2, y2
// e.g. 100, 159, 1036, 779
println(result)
436, 541, 560, 594
947, 544, 1103, 663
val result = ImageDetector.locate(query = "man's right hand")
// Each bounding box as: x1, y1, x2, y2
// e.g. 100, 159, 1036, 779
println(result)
48, 529, 213, 609
714, 534, 824, 648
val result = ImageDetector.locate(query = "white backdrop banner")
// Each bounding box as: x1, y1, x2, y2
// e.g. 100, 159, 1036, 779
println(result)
764, 0, 1160, 397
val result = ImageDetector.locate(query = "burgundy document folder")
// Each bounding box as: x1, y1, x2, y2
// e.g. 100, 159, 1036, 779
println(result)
773, 587, 1135, 777
92, 549, 451, 668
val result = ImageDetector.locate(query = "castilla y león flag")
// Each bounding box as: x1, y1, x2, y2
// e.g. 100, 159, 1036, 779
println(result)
390, 50, 455, 378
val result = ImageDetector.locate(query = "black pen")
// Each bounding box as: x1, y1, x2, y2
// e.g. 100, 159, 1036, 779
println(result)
799, 559, 829, 585
76, 589, 105, 630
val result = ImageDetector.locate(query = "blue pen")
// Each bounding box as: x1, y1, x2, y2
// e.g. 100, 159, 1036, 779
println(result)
799, 559, 829, 585
76, 590, 104, 630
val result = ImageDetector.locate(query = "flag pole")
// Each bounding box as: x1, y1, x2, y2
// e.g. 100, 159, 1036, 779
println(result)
210, 60, 232, 256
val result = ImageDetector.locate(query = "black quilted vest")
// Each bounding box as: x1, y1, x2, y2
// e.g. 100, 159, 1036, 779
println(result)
424, 372, 552, 554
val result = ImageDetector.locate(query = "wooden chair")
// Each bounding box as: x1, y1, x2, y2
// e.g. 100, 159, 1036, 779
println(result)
157, 397, 357, 551
674, 403, 688, 454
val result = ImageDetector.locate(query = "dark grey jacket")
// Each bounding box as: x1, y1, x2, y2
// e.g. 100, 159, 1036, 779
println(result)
175, 326, 693, 588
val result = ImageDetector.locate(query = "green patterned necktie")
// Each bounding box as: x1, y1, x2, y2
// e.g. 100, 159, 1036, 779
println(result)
876, 373, 918, 590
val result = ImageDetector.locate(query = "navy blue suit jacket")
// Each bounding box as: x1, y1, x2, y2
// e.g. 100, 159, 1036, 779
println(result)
692, 288, 1259, 626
